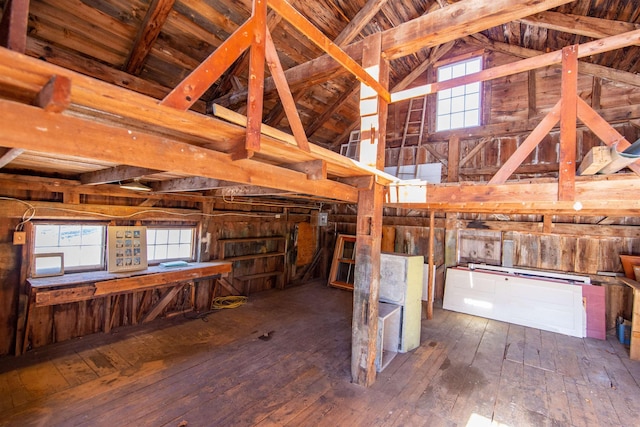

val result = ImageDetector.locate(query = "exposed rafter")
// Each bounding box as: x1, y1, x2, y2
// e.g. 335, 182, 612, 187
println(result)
124, 0, 176, 75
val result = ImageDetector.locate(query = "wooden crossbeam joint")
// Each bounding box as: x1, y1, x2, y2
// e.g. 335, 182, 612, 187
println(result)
34, 75, 71, 113
268, 0, 390, 103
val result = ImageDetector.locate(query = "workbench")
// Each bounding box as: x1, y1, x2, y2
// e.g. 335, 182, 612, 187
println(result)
22, 261, 232, 353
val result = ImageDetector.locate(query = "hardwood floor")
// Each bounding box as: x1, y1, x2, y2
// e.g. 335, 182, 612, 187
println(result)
1, 280, 640, 426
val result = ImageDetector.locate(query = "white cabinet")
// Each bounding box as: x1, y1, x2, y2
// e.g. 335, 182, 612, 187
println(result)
444, 267, 585, 337
380, 253, 423, 353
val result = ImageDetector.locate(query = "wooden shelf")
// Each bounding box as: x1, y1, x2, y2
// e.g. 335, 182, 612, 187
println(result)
218, 235, 287, 290
235, 271, 284, 281
223, 252, 285, 262
219, 236, 286, 244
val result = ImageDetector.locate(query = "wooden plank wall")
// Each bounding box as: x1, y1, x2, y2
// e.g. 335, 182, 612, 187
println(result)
0, 186, 312, 354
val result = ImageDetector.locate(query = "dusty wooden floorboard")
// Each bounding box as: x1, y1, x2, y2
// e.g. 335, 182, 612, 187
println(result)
1, 280, 640, 427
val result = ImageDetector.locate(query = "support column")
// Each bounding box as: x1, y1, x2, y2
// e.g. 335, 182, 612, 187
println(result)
351, 32, 388, 387
559, 45, 578, 201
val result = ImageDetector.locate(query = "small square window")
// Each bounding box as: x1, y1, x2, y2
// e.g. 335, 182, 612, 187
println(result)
147, 227, 195, 263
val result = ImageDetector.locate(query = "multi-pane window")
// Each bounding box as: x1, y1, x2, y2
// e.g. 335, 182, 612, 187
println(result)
146, 227, 195, 263
34, 224, 106, 272
436, 56, 482, 132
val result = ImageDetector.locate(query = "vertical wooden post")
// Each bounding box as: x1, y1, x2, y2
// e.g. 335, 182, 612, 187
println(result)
528, 69, 537, 119
559, 45, 578, 201
243, 0, 267, 158
591, 77, 601, 110
0, 0, 29, 53
352, 32, 388, 387
427, 210, 435, 320
444, 213, 458, 269
448, 135, 459, 183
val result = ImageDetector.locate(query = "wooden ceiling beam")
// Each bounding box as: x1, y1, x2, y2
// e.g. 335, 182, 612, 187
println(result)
217, 185, 289, 197
333, 0, 389, 46
267, 0, 390, 103
0, 199, 203, 221
0, 0, 28, 52
519, 11, 640, 42
381, 0, 573, 60
0, 99, 360, 203
26, 38, 206, 113
0, 173, 207, 202
124, 0, 176, 75
468, 33, 640, 88
151, 176, 232, 193
215, 0, 573, 108
393, 28, 640, 103
80, 165, 162, 185
161, 17, 255, 110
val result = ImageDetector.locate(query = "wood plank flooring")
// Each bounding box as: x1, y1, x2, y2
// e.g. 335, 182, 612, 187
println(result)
1, 280, 640, 426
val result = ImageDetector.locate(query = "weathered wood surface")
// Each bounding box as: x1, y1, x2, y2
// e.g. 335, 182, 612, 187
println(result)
1, 282, 640, 426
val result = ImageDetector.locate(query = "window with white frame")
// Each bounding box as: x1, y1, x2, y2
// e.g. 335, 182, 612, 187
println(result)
146, 227, 195, 263
435, 56, 482, 132
34, 223, 106, 272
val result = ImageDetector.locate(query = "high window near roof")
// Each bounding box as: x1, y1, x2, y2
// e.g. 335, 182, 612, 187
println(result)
435, 56, 482, 132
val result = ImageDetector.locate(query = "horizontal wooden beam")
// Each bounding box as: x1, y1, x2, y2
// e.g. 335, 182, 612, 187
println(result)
387, 175, 640, 215
0, 173, 206, 202
0, 99, 359, 202
329, 214, 640, 238
519, 11, 640, 42
152, 176, 231, 193
392, 28, 640, 103
0, 199, 202, 221
468, 33, 640, 88
80, 165, 162, 185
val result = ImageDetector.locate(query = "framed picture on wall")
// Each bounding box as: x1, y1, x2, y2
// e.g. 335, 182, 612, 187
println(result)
107, 226, 148, 272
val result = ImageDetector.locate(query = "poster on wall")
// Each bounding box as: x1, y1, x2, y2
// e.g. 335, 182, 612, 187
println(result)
107, 226, 148, 273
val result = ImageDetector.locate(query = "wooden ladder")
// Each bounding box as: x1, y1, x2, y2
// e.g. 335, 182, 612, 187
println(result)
397, 96, 427, 179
